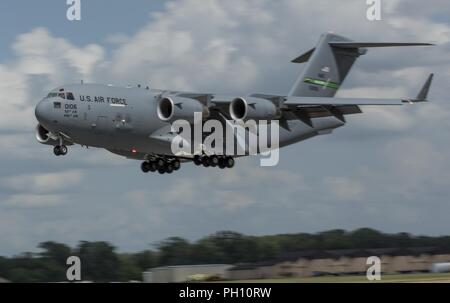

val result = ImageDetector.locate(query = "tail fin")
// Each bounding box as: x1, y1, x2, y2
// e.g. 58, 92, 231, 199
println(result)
288, 32, 433, 97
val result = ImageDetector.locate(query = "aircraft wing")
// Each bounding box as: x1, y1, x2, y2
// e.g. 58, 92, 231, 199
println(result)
176, 92, 213, 105
167, 74, 432, 124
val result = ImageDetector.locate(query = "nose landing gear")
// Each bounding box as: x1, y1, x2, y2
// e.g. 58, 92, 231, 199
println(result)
53, 145, 68, 156
53, 136, 68, 156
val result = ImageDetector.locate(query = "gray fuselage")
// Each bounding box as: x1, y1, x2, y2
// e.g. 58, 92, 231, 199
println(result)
35, 83, 344, 160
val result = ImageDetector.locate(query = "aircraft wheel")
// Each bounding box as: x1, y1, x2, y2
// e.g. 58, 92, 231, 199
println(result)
165, 163, 174, 174
172, 159, 181, 171
225, 157, 235, 168
193, 155, 202, 166
218, 158, 226, 169
141, 162, 150, 173
156, 158, 165, 168
210, 155, 219, 167
158, 168, 165, 174
201, 157, 210, 167
59, 145, 68, 155
148, 161, 157, 172
53, 146, 61, 156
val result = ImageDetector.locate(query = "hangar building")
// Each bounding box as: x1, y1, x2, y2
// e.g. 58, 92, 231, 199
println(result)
143, 264, 231, 283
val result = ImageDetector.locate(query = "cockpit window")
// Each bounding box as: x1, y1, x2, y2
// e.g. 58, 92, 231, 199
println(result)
53, 102, 61, 109
66, 92, 75, 100
46, 90, 75, 100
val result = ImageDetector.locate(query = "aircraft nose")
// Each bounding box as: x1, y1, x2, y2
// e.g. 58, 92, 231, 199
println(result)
35, 99, 50, 123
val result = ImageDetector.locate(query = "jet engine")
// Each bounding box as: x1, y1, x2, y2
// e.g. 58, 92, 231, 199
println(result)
157, 96, 209, 123
229, 97, 281, 121
35, 124, 59, 145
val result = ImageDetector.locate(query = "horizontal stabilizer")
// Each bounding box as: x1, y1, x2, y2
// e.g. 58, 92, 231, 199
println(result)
291, 42, 433, 64
329, 42, 434, 48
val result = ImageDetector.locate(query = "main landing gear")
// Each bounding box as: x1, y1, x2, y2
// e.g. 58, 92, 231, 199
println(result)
53, 145, 68, 156
141, 157, 181, 175
141, 155, 235, 174
193, 155, 235, 169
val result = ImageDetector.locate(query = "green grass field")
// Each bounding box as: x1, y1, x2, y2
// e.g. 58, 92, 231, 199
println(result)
227, 272, 450, 283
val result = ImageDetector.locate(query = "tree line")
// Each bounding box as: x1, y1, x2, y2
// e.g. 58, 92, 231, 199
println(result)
1, 228, 450, 282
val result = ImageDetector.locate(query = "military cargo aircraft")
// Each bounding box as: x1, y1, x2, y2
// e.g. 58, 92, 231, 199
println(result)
35, 33, 434, 174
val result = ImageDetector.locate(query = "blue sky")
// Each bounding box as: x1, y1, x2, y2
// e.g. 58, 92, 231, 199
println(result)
0, 1, 164, 59
0, 0, 449, 256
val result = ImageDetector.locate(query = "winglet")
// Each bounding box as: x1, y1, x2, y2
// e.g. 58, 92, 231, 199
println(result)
415, 73, 434, 102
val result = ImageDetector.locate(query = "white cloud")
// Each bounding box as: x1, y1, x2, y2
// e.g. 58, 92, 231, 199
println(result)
381, 138, 450, 193
0, 28, 105, 131
215, 190, 256, 211
2, 170, 83, 193
0, 65, 32, 130
13, 28, 104, 81
350, 106, 414, 132
125, 158, 305, 212
2, 194, 65, 208
388, 17, 450, 44
164, 178, 196, 204
324, 177, 366, 201
107, 1, 261, 92
0, 133, 43, 159
325, 137, 450, 201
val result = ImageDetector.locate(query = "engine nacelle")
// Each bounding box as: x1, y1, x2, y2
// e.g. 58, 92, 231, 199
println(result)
229, 97, 281, 121
157, 96, 209, 123
35, 124, 58, 145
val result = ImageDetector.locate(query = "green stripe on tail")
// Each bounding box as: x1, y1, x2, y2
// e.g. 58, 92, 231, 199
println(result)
303, 77, 340, 90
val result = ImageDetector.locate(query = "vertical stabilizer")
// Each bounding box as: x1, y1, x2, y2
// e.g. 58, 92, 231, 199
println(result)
288, 32, 433, 98
288, 33, 363, 97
